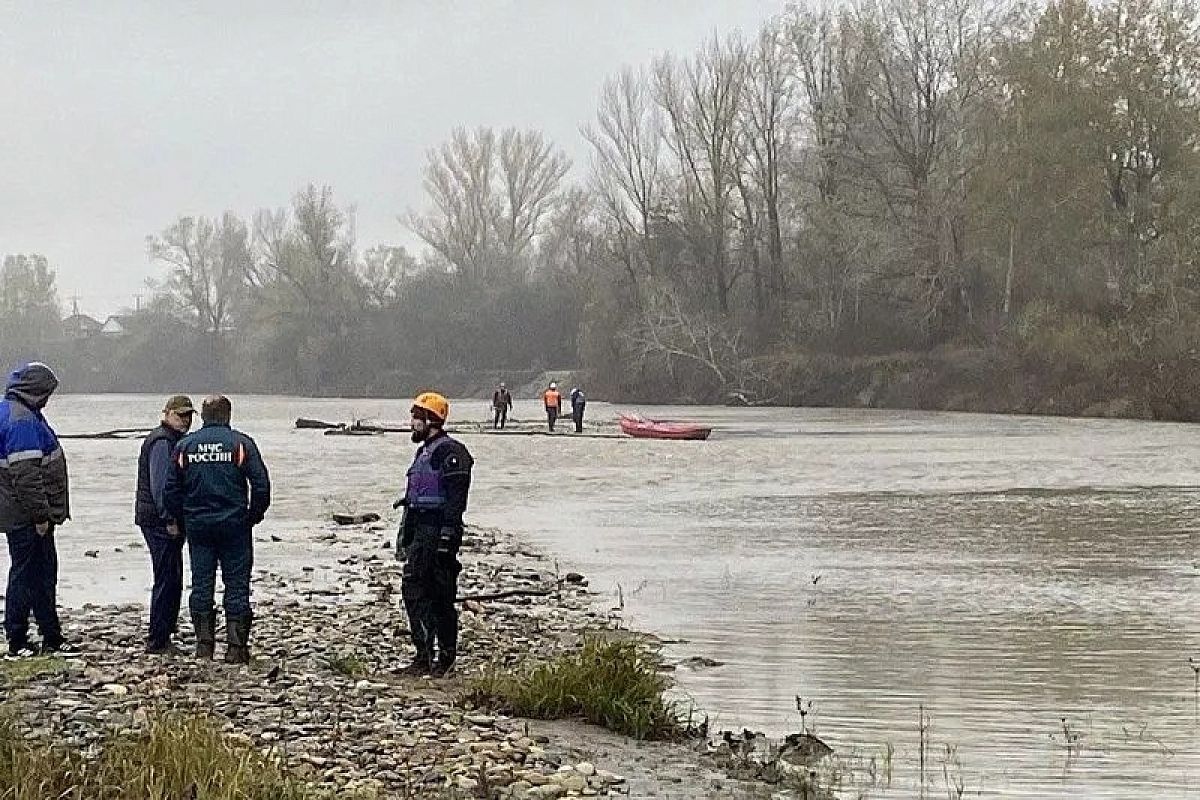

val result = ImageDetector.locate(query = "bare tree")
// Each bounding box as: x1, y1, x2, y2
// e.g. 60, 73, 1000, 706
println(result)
626, 285, 766, 398
147, 212, 249, 337
358, 245, 419, 308
406, 126, 568, 283
654, 35, 749, 315
496, 128, 571, 266
583, 67, 666, 287
740, 20, 796, 310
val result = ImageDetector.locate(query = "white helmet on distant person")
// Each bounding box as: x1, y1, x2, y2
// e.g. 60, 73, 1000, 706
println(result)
549, 382, 558, 389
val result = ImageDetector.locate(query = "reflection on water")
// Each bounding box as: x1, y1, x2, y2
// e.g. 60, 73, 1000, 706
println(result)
8, 395, 1200, 797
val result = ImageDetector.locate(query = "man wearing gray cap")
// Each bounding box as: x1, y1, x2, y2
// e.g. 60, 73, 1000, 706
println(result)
134, 394, 195, 654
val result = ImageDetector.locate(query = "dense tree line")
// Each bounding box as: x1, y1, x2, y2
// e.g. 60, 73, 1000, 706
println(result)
6, 0, 1200, 415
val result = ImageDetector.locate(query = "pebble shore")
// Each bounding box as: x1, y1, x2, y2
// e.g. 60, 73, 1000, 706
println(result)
3, 521, 821, 798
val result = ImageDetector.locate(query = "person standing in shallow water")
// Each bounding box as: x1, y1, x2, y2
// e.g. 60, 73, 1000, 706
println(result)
164, 395, 270, 664
0, 362, 77, 659
492, 382, 513, 429
395, 392, 474, 677
542, 382, 562, 432
569, 386, 587, 433
134, 395, 195, 654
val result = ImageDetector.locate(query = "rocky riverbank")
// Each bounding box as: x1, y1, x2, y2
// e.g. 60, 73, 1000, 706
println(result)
3, 520, 821, 799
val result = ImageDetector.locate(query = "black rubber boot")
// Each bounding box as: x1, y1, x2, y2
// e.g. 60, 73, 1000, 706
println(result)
192, 612, 217, 660
399, 651, 433, 677
431, 654, 455, 678
224, 616, 252, 665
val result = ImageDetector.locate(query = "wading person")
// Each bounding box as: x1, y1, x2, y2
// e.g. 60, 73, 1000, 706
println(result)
542, 382, 562, 432
492, 382, 513, 429
569, 386, 586, 433
396, 392, 473, 677
134, 395, 195, 654
0, 362, 77, 659
164, 395, 270, 664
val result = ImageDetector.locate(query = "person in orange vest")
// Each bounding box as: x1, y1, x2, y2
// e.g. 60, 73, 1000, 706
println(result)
541, 382, 562, 432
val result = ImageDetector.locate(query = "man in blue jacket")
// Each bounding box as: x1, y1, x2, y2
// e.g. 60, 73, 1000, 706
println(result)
0, 362, 76, 659
164, 395, 270, 664
134, 394, 195, 654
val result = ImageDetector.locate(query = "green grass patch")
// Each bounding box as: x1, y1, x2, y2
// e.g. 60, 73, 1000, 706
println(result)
0, 710, 356, 800
464, 635, 691, 741
0, 655, 67, 687
323, 652, 369, 679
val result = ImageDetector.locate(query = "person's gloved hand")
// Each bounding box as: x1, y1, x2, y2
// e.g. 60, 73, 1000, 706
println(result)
392, 495, 408, 510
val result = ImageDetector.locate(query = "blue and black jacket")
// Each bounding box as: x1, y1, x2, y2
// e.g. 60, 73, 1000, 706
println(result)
163, 422, 270, 534
399, 432, 473, 548
0, 363, 70, 532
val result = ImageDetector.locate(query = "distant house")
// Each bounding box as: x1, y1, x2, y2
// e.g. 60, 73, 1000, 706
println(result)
100, 316, 127, 337
62, 313, 103, 340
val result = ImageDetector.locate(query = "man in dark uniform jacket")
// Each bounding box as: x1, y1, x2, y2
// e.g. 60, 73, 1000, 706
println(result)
396, 391, 473, 677
134, 394, 195, 654
164, 395, 270, 664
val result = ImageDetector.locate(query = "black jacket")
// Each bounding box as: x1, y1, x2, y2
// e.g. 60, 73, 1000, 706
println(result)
135, 424, 185, 527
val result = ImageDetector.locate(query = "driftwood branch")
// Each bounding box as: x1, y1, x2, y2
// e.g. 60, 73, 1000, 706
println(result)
455, 588, 552, 604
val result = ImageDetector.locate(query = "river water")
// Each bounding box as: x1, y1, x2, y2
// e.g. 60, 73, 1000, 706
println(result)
6, 394, 1199, 798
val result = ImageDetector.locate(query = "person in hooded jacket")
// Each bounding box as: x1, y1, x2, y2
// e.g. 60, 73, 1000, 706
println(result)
134, 394, 195, 654
164, 395, 270, 664
0, 362, 76, 659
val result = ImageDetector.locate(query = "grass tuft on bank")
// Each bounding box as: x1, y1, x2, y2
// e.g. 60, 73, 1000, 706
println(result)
464, 635, 692, 741
0, 655, 68, 688
0, 710, 349, 800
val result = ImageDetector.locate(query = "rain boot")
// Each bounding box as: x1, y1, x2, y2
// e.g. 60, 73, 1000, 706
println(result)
225, 616, 252, 665
192, 612, 216, 660
399, 650, 433, 676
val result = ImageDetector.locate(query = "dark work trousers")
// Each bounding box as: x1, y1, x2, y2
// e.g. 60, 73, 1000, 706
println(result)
401, 525, 461, 661
4, 525, 62, 649
546, 406, 559, 432
140, 525, 184, 646
572, 404, 585, 433
493, 406, 508, 429
187, 525, 253, 619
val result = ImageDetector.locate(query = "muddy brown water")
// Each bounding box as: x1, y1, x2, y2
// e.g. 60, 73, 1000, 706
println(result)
6, 394, 1199, 797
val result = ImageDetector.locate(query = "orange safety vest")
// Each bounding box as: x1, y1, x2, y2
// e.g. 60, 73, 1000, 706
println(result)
543, 389, 561, 409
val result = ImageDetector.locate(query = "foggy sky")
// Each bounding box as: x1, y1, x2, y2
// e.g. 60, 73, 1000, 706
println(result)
0, 1, 780, 318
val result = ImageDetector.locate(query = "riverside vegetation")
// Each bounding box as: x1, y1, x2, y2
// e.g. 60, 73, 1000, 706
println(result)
7, 0, 1200, 418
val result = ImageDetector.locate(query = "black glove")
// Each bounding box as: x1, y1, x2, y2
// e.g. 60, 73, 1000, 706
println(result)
392, 495, 409, 510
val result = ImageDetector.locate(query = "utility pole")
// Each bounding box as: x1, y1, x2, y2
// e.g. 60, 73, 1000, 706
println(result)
134, 293, 142, 312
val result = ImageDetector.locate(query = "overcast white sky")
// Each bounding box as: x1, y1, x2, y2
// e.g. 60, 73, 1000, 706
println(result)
0, 1, 781, 318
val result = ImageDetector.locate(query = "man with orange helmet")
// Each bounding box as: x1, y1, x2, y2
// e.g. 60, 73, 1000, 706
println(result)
395, 391, 474, 677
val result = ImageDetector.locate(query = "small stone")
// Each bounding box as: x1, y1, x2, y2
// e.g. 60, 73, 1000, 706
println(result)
100, 684, 128, 696
575, 761, 595, 777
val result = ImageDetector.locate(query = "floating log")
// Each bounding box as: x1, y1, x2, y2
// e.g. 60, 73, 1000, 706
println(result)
59, 428, 150, 440
296, 418, 344, 430
332, 512, 381, 525
323, 428, 385, 437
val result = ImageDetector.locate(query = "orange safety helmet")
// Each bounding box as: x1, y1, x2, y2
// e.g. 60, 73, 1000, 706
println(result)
411, 391, 450, 423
